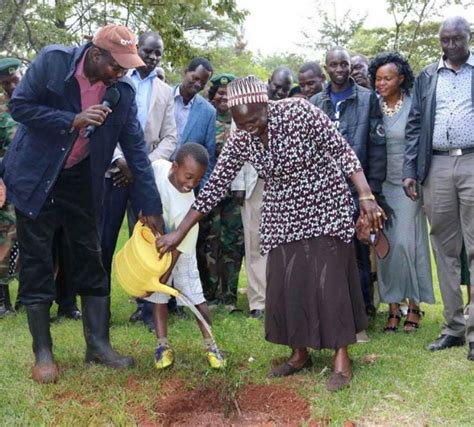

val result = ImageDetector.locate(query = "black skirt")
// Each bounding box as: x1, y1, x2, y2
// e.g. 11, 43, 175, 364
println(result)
265, 236, 368, 350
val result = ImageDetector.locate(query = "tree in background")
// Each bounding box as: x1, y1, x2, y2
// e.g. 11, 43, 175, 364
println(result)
0, 0, 247, 66
350, 0, 472, 72
300, 1, 367, 54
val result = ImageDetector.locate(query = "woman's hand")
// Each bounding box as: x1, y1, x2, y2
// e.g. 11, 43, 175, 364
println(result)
359, 199, 387, 231
156, 230, 185, 256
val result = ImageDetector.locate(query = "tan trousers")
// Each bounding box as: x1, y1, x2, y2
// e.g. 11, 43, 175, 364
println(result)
423, 153, 474, 342
241, 178, 267, 311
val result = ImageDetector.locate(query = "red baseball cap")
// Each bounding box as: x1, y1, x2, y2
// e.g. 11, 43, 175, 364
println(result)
93, 24, 145, 69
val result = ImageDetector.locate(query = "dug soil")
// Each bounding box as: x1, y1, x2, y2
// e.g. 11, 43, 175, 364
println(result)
134, 378, 314, 426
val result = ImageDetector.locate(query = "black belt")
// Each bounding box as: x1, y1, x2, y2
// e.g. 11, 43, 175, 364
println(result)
432, 147, 474, 156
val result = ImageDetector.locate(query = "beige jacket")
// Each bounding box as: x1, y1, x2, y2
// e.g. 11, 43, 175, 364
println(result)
112, 76, 177, 164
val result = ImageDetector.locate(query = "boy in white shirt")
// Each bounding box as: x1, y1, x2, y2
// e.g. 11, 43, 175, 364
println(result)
145, 143, 226, 369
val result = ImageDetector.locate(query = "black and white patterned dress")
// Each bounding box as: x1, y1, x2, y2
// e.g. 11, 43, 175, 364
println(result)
193, 98, 368, 349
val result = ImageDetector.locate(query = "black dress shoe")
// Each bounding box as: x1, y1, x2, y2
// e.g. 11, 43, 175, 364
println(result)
58, 308, 82, 320
129, 308, 143, 323
250, 309, 264, 319
468, 342, 474, 361
427, 334, 465, 351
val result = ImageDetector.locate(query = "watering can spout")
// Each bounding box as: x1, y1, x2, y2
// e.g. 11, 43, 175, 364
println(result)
149, 278, 179, 297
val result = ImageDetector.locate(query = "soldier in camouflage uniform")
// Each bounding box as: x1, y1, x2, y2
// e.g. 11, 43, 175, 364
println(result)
196, 74, 245, 310
0, 58, 21, 318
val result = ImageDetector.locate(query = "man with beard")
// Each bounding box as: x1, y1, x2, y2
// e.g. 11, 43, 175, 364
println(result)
403, 16, 474, 359
267, 67, 293, 101
298, 61, 325, 98
100, 31, 176, 328
311, 47, 386, 324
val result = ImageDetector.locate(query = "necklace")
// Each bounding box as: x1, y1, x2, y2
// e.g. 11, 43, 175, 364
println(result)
382, 93, 404, 117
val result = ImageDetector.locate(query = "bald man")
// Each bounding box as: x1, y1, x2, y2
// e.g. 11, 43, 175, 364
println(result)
403, 16, 474, 358
267, 67, 293, 100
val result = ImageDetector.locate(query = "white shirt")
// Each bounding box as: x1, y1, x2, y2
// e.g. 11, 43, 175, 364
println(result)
152, 159, 198, 255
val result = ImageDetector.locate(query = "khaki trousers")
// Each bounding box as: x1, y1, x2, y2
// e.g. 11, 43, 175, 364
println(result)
423, 153, 474, 342
241, 178, 267, 311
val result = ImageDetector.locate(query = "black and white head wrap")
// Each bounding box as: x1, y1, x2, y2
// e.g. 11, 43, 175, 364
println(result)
227, 75, 268, 108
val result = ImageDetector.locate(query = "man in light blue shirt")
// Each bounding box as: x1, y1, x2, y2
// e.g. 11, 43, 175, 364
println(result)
173, 57, 216, 187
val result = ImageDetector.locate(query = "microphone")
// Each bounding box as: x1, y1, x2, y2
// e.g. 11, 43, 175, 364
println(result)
84, 87, 121, 138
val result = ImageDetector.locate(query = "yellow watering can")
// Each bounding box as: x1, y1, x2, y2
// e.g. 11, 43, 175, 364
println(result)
113, 222, 178, 298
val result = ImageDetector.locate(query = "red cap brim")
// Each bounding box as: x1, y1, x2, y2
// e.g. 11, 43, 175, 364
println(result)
111, 52, 145, 69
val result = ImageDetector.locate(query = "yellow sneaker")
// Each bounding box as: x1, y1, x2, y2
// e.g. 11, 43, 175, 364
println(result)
154, 344, 174, 370
207, 346, 226, 369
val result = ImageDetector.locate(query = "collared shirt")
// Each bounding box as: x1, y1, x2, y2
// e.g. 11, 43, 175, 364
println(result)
129, 68, 156, 130
66, 49, 106, 168
174, 85, 195, 144
432, 52, 474, 150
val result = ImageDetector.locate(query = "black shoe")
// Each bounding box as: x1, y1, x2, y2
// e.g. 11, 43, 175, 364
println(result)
468, 342, 474, 361
0, 285, 15, 318
250, 309, 264, 319
129, 307, 143, 323
81, 296, 134, 368
427, 334, 465, 351
365, 304, 377, 318
57, 308, 82, 320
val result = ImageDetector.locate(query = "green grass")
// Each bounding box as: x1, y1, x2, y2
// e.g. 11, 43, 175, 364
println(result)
1, 226, 473, 425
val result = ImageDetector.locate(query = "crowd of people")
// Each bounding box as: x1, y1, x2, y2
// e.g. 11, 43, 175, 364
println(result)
0, 14, 473, 392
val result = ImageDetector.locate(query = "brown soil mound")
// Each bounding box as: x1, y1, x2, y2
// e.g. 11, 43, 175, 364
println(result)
152, 380, 312, 426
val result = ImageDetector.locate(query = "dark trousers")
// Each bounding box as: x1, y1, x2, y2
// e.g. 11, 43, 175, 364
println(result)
101, 178, 138, 286
353, 203, 373, 308
54, 228, 79, 311
16, 158, 108, 306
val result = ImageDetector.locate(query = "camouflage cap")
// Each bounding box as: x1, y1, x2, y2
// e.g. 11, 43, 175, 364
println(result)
0, 58, 21, 78
210, 73, 236, 87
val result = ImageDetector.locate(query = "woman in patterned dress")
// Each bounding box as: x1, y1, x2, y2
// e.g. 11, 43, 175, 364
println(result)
157, 76, 386, 391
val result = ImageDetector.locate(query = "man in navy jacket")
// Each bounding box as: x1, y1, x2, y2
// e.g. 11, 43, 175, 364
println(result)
3, 24, 163, 383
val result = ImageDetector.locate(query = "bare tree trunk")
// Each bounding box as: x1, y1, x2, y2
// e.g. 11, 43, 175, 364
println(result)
0, 0, 29, 51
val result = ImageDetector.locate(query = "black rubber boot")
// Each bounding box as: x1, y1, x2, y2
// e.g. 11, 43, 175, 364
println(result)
81, 295, 134, 368
26, 304, 59, 383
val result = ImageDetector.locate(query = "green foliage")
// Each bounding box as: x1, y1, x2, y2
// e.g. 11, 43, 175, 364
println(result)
350, 20, 460, 73
0, 0, 247, 66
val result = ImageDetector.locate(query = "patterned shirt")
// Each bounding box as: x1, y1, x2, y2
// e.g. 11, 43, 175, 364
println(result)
432, 52, 474, 150
193, 98, 362, 254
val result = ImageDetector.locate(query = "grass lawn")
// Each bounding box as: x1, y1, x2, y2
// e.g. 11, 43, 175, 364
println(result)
1, 225, 473, 425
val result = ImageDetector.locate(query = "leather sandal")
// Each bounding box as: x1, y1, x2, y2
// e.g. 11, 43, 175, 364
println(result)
383, 311, 402, 333
403, 308, 425, 332
268, 357, 312, 378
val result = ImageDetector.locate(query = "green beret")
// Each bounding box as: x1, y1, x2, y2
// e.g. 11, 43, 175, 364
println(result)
0, 58, 21, 78
210, 73, 236, 87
